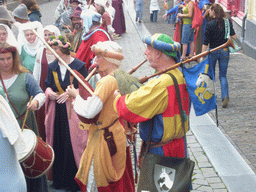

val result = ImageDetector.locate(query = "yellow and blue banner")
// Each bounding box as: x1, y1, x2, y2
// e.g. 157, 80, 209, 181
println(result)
183, 58, 216, 116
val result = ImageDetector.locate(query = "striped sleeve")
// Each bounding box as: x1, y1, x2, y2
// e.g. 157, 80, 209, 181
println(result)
114, 78, 169, 123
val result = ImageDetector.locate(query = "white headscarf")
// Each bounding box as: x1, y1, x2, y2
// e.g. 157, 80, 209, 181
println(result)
0, 24, 18, 48
43, 25, 61, 38
96, 41, 123, 66
17, 21, 44, 56
81, 8, 101, 38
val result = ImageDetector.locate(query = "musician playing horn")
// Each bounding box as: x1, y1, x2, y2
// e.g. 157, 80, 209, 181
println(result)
66, 41, 135, 192
113, 33, 190, 167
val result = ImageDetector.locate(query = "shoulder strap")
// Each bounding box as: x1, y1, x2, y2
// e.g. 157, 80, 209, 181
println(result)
52, 71, 65, 94
168, 73, 186, 134
144, 73, 186, 153
224, 18, 230, 39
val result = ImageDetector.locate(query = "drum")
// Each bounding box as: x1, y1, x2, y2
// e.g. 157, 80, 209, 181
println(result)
17, 129, 54, 178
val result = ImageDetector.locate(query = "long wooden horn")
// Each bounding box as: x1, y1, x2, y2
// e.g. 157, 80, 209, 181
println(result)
128, 59, 147, 74
139, 37, 235, 83
32, 29, 94, 95
85, 66, 97, 81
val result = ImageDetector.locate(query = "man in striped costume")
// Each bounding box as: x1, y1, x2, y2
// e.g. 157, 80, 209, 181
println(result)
114, 33, 190, 161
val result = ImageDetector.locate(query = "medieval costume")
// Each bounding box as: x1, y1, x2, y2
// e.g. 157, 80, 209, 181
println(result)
112, 0, 126, 35
67, 41, 135, 192
45, 36, 88, 191
114, 34, 189, 166
0, 71, 47, 192
0, 95, 27, 192
76, 9, 111, 71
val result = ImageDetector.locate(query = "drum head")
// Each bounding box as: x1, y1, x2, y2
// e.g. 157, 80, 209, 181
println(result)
17, 129, 37, 162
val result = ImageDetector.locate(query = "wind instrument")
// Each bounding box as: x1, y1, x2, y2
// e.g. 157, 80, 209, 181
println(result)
139, 37, 235, 83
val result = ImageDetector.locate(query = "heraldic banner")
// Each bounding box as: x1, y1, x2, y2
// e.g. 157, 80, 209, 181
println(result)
183, 58, 216, 116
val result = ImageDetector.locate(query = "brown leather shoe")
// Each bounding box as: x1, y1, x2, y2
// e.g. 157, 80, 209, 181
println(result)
222, 98, 229, 108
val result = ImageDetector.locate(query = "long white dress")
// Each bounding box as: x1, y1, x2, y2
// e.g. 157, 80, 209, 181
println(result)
0, 95, 27, 192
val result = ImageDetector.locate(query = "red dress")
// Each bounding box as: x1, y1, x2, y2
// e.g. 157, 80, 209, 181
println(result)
76, 26, 111, 71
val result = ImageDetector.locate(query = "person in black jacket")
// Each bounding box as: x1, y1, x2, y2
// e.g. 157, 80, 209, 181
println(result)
201, 3, 237, 108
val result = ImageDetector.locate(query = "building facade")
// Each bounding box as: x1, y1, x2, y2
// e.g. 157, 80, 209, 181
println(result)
218, 0, 256, 59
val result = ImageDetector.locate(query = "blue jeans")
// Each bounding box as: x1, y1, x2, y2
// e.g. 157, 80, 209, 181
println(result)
150, 10, 158, 22
181, 24, 194, 44
136, 0, 144, 21
209, 48, 230, 100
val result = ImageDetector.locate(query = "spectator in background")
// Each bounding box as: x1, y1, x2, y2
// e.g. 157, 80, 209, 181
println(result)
150, 0, 160, 22
201, 3, 237, 108
20, 0, 42, 22
195, 0, 211, 55
54, 0, 81, 32
163, 0, 183, 42
177, 0, 194, 61
112, 0, 126, 36
134, 0, 145, 23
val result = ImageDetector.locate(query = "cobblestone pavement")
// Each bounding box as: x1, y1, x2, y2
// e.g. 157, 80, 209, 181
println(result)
119, 1, 229, 191
139, 0, 256, 176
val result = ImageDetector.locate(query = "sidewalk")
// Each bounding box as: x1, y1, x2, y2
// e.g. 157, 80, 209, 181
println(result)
120, 0, 256, 191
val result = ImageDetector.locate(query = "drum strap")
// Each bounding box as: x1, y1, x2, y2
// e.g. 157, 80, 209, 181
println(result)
52, 71, 65, 94
0, 74, 28, 127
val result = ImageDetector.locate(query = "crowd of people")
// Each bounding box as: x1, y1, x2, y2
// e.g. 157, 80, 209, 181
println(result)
0, 0, 127, 191
162, 0, 236, 108
0, 0, 237, 191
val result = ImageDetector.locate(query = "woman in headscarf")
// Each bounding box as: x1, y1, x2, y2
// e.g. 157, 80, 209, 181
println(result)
18, 21, 43, 74
67, 41, 135, 192
0, 24, 18, 48
18, 21, 50, 140
0, 42, 48, 192
43, 25, 61, 64
44, 36, 88, 191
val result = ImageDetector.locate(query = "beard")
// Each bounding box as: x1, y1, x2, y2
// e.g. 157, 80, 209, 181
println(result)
73, 23, 82, 30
